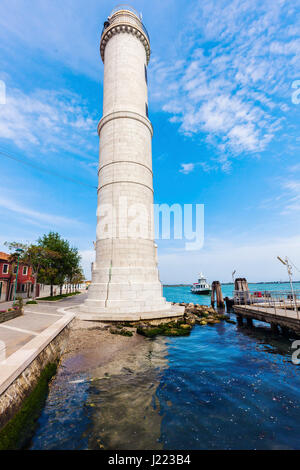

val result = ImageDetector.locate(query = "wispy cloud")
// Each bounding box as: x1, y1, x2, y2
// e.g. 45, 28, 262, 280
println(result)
261, 178, 300, 215
280, 180, 300, 214
288, 163, 300, 173
0, 195, 83, 228
158, 234, 300, 283
179, 161, 218, 175
149, 0, 298, 167
79, 249, 95, 278
179, 163, 195, 175
0, 0, 106, 80
0, 85, 98, 158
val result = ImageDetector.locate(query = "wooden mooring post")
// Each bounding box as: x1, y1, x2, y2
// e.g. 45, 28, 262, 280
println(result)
234, 278, 250, 304
211, 281, 225, 308
234, 278, 249, 292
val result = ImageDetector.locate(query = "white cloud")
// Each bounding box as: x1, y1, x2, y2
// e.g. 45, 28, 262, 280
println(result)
280, 180, 300, 214
288, 164, 300, 173
0, 0, 106, 80
149, 0, 298, 167
270, 39, 300, 55
179, 163, 195, 175
158, 234, 300, 284
0, 194, 83, 228
79, 249, 95, 279
0, 86, 98, 158
260, 178, 300, 215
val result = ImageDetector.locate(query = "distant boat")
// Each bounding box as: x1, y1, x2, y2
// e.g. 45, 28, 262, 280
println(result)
191, 273, 212, 295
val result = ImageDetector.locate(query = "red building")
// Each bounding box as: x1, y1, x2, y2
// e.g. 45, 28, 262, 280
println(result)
0, 251, 35, 302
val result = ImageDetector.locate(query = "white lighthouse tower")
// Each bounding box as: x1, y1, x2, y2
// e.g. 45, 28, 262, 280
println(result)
79, 6, 184, 320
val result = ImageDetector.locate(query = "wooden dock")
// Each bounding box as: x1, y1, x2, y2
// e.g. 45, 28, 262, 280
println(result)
233, 304, 300, 334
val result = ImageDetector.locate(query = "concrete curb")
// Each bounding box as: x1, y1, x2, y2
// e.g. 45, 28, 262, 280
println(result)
0, 312, 75, 396
57, 306, 77, 315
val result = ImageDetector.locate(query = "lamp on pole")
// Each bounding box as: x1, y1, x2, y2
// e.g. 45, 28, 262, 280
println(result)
277, 256, 298, 315
13, 248, 24, 303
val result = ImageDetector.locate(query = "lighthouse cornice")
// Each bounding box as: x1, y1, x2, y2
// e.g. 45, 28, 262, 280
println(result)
97, 110, 153, 137
100, 20, 151, 65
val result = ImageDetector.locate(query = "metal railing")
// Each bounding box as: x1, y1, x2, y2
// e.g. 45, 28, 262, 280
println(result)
101, 5, 150, 43
110, 5, 142, 19
234, 289, 300, 319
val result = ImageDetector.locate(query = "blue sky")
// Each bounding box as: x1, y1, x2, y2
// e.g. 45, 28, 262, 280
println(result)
0, 0, 299, 283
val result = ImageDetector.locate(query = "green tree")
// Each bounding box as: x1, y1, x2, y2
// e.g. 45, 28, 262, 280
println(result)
5, 234, 83, 298
4, 242, 59, 299
67, 267, 85, 292
37, 232, 82, 296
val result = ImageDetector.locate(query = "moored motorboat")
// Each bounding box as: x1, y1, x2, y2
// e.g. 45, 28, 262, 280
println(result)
191, 273, 212, 295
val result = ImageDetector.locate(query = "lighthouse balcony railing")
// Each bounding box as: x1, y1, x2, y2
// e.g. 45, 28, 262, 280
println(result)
102, 5, 150, 43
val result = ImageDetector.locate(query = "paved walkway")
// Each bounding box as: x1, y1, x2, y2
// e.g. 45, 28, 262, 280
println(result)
0, 301, 15, 311
0, 293, 87, 396
0, 293, 86, 361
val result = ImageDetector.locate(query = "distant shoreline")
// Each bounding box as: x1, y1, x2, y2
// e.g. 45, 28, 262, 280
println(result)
163, 281, 300, 287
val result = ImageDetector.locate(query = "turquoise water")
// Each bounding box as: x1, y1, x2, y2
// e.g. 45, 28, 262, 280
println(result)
29, 284, 300, 450
164, 282, 300, 306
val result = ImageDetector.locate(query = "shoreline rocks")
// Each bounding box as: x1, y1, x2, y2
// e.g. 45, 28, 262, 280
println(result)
108, 302, 235, 339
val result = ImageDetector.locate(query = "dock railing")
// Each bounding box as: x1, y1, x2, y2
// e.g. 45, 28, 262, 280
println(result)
234, 289, 300, 320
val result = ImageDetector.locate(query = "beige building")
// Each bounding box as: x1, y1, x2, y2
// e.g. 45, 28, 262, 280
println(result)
79, 6, 183, 320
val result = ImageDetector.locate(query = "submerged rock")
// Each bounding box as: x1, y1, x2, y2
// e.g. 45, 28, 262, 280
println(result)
109, 327, 133, 337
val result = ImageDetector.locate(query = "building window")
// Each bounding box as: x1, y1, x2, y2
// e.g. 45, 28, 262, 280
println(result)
23, 266, 28, 275
145, 103, 148, 118
2, 264, 8, 274
13, 266, 17, 274
21, 284, 26, 292
144, 64, 148, 84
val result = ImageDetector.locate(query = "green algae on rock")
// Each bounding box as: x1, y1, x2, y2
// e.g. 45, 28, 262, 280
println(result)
109, 327, 133, 337
137, 321, 192, 338
0, 363, 58, 450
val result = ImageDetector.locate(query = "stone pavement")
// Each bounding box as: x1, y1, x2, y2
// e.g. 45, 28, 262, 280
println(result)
0, 301, 15, 312
0, 293, 87, 398
0, 293, 87, 361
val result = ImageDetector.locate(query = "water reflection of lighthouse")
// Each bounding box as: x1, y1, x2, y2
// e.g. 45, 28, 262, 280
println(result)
87, 337, 169, 450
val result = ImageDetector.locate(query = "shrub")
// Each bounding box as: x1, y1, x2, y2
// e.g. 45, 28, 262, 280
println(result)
26, 300, 38, 305
15, 297, 24, 311
37, 291, 81, 301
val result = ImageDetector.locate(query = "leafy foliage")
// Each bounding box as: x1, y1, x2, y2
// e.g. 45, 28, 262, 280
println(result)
5, 232, 84, 297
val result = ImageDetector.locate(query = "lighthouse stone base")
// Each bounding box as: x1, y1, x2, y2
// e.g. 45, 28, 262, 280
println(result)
76, 304, 185, 322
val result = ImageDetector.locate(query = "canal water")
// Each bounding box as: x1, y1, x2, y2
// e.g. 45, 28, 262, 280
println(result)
29, 284, 300, 450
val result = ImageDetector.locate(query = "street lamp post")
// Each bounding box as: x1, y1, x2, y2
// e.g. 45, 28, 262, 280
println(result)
277, 256, 298, 317
13, 248, 24, 303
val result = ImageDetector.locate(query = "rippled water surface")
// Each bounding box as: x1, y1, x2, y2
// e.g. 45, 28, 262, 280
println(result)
30, 285, 300, 450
